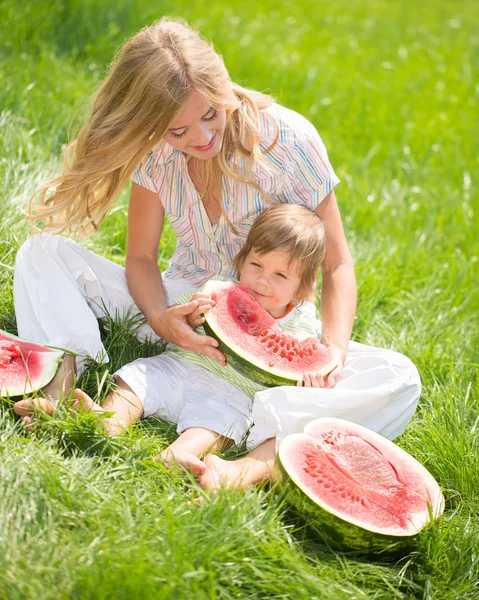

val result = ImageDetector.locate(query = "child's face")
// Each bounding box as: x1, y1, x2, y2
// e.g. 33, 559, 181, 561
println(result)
239, 250, 302, 318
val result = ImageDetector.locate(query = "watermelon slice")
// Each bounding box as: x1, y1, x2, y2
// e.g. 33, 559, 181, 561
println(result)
276, 418, 444, 552
0, 329, 64, 397
202, 280, 339, 386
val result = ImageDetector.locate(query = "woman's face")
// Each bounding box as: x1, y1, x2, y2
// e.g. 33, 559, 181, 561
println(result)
165, 89, 226, 160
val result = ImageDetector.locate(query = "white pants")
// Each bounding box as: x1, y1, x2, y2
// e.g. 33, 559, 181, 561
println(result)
14, 234, 421, 450
116, 355, 253, 445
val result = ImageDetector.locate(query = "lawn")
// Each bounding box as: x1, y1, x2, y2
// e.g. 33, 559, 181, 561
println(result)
1, 0, 478, 598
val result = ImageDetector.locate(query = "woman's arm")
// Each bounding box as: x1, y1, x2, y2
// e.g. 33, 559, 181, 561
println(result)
126, 182, 225, 363
126, 182, 169, 318
314, 190, 357, 386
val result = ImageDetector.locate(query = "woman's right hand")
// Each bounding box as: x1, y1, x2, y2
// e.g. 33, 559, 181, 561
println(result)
148, 302, 226, 365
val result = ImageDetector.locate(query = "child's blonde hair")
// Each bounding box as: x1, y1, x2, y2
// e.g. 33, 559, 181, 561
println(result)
234, 204, 326, 303
29, 17, 278, 237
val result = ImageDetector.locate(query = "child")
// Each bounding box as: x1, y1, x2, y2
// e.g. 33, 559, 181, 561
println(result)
69, 204, 336, 486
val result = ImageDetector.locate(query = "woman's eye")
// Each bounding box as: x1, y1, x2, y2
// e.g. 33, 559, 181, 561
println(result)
203, 110, 218, 122
169, 111, 217, 139
170, 130, 187, 139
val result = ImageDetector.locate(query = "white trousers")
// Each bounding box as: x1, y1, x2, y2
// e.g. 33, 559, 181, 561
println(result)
14, 234, 421, 450
116, 355, 253, 445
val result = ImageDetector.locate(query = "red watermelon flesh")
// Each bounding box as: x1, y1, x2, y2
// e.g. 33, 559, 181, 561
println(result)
0, 330, 64, 397
277, 418, 444, 550
203, 280, 340, 386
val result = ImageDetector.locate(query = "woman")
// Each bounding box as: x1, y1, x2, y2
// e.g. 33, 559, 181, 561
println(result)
13, 18, 420, 487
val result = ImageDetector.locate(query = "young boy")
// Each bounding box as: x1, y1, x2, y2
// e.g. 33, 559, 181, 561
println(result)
69, 204, 335, 483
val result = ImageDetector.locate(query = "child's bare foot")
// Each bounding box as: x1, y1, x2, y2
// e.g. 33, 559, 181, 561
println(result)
198, 455, 247, 490
156, 448, 207, 479
199, 449, 275, 490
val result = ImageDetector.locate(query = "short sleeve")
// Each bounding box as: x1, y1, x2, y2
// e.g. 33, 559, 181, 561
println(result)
284, 121, 340, 210
130, 140, 179, 194
130, 148, 160, 193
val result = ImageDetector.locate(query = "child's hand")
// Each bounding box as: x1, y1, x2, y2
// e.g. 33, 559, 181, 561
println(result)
296, 373, 325, 388
186, 292, 215, 329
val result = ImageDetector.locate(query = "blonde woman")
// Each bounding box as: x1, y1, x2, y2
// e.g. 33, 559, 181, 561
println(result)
13, 18, 420, 487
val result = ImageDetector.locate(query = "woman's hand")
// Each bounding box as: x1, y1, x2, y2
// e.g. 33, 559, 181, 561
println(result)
185, 292, 215, 329
148, 302, 226, 365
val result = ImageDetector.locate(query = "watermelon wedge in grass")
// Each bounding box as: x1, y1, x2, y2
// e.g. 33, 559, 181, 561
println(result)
275, 418, 444, 553
202, 280, 340, 386
0, 329, 64, 397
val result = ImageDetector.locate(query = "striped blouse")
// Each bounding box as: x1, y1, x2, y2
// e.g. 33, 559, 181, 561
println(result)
132, 103, 340, 288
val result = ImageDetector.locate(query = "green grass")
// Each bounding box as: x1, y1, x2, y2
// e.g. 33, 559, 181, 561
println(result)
1, 0, 478, 598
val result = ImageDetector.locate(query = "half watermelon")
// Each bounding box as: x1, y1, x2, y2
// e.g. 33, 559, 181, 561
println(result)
0, 329, 64, 397
202, 280, 339, 386
275, 418, 444, 552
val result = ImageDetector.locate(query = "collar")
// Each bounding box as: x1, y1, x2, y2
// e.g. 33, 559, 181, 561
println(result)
273, 304, 295, 320
147, 140, 181, 166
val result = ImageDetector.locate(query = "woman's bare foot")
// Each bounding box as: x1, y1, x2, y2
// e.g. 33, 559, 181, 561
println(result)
156, 448, 207, 479
13, 397, 56, 429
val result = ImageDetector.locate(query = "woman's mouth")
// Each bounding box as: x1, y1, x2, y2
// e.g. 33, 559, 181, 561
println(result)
192, 133, 216, 152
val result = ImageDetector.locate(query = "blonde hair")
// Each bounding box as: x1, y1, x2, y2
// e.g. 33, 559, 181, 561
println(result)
29, 17, 278, 237
234, 204, 326, 303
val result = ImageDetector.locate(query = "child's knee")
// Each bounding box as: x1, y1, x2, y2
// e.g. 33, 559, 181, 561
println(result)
114, 376, 136, 396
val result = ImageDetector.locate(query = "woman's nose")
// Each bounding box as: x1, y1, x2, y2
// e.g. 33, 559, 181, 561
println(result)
191, 124, 212, 146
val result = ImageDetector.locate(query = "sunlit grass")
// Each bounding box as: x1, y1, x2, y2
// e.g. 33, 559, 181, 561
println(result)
1, 0, 478, 598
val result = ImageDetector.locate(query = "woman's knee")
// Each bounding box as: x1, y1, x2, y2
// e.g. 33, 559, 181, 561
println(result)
392, 350, 421, 393
16, 233, 68, 266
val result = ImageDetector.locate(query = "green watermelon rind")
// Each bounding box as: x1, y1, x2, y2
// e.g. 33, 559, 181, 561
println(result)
0, 330, 65, 398
275, 420, 445, 553
274, 457, 420, 553
203, 320, 297, 387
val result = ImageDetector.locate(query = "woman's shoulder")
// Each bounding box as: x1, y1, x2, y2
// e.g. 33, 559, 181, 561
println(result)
131, 139, 180, 192
260, 102, 322, 149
